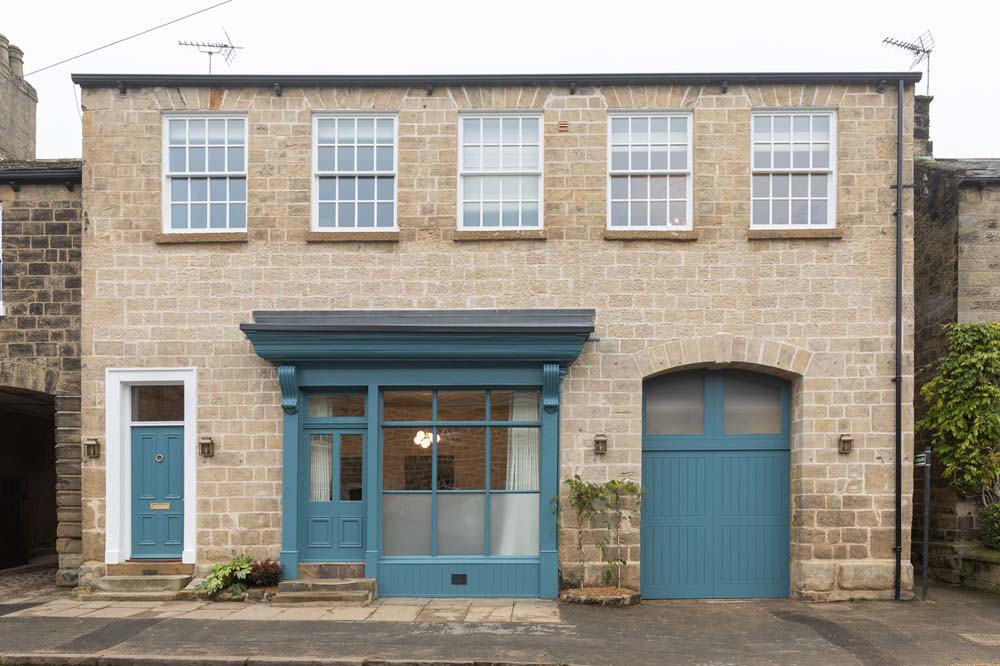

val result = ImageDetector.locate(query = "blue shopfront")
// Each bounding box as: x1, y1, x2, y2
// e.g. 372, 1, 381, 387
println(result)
241, 310, 593, 598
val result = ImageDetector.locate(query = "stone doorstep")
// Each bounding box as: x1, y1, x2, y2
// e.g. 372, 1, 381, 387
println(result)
88, 575, 192, 594
0, 656, 570, 666
106, 562, 195, 577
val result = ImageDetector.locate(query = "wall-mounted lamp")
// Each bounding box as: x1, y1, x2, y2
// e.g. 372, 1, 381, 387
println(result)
838, 434, 854, 455
84, 437, 101, 459
199, 436, 215, 458
593, 434, 608, 455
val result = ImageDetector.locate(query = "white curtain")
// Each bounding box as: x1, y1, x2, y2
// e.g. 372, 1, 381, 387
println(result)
310, 436, 332, 501
493, 391, 540, 555
506, 393, 540, 491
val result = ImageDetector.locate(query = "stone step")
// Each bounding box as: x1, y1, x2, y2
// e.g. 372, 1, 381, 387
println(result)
89, 574, 192, 593
298, 562, 366, 579
277, 578, 375, 594
76, 591, 180, 602
269, 590, 372, 606
107, 561, 194, 577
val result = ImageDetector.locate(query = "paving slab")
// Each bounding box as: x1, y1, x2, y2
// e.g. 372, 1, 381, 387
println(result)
320, 607, 374, 621
366, 605, 423, 622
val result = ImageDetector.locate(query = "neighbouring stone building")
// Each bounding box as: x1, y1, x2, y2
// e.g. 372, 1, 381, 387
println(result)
73, 71, 919, 601
0, 34, 36, 160
913, 96, 1000, 587
0, 38, 83, 584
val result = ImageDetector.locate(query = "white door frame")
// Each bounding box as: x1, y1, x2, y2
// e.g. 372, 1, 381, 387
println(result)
104, 368, 198, 564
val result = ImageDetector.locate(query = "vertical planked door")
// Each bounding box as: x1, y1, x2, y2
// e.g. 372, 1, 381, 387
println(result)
641, 370, 790, 599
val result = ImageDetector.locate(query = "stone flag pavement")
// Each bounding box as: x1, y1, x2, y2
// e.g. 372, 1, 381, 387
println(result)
1, 581, 1000, 665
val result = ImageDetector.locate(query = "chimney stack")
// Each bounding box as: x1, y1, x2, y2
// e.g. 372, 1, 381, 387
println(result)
0, 34, 37, 159
8, 43, 24, 79
914, 95, 933, 159
0, 34, 10, 78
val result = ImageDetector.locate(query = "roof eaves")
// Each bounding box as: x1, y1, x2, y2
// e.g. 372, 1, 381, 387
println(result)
71, 71, 923, 89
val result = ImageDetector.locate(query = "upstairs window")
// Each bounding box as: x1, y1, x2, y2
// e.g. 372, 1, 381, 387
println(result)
608, 112, 692, 229
313, 114, 397, 231
164, 115, 247, 232
751, 111, 836, 228
459, 114, 543, 230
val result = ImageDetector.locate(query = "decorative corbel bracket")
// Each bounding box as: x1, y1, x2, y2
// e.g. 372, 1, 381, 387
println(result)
542, 362, 562, 414
278, 365, 298, 414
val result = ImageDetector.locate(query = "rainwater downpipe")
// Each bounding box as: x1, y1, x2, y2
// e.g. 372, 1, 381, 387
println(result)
893, 77, 905, 601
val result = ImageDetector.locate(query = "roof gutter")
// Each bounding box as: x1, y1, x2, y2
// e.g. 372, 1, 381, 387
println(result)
71, 71, 923, 90
1, 168, 82, 191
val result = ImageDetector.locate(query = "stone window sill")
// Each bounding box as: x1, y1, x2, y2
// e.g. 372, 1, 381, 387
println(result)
306, 231, 400, 243
603, 229, 698, 242
154, 232, 249, 245
747, 228, 843, 240
453, 229, 546, 242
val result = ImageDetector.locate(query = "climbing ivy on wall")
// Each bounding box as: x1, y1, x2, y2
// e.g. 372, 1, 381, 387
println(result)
917, 323, 1000, 504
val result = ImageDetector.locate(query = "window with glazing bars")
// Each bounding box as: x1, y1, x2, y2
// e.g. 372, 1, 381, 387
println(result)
608, 113, 692, 229
751, 111, 835, 227
381, 389, 542, 557
164, 116, 247, 232
459, 114, 542, 229
313, 115, 397, 230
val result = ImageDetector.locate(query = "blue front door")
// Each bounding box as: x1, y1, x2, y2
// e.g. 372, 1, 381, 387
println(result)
301, 430, 365, 561
131, 426, 184, 558
641, 370, 790, 599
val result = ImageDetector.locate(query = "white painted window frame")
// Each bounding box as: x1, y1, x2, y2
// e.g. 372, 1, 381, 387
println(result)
104, 367, 198, 564
310, 111, 399, 232
606, 110, 694, 231
161, 112, 249, 234
457, 111, 545, 230
750, 108, 838, 229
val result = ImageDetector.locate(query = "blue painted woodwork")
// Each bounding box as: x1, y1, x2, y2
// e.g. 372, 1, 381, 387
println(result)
641, 371, 790, 599
279, 365, 298, 414
131, 426, 184, 558
242, 314, 590, 597
378, 558, 541, 597
242, 331, 590, 366
300, 429, 366, 562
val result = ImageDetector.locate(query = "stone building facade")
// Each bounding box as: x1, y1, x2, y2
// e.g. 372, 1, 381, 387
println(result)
0, 34, 36, 160
913, 96, 1000, 583
74, 72, 918, 601
0, 160, 83, 582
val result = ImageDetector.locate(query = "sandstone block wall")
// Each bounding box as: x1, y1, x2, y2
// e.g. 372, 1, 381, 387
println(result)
79, 81, 915, 599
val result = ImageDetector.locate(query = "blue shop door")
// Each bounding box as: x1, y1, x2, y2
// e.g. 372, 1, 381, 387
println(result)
301, 431, 365, 561
131, 426, 184, 558
641, 370, 790, 599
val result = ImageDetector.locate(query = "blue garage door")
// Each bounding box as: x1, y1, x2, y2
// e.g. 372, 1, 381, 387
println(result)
641, 370, 790, 599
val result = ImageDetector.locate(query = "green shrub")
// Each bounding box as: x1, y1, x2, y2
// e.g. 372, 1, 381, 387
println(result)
198, 555, 253, 597
980, 504, 1000, 550
917, 323, 1000, 504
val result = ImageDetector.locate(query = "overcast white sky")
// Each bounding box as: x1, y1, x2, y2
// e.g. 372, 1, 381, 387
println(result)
5, 0, 997, 158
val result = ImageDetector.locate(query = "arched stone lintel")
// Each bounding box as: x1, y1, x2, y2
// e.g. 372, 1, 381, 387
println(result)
0, 360, 59, 396
635, 334, 813, 381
